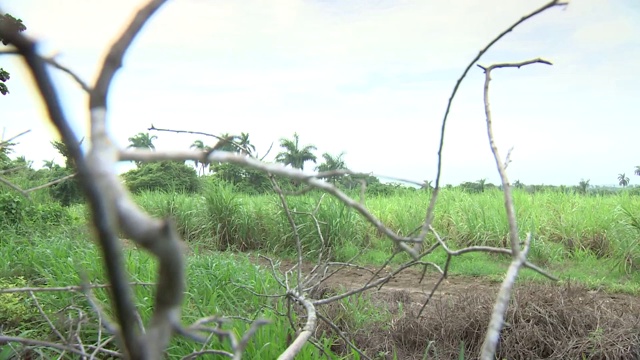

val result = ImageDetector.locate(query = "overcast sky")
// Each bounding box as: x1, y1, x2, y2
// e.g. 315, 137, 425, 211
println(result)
1, 0, 638, 186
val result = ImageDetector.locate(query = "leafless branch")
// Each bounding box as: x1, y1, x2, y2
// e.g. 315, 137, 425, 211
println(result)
317, 312, 373, 360
415, 0, 568, 252
476, 58, 554, 360
148, 124, 257, 157
0, 129, 31, 147
0, 175, 29, 197
28, 291, 66, 344
1, 1, 565, 358
26, 173, 76, 192
0, 165, 27, 175
0, 336, 93, 358
120, 149, 422, 256
270, 176, 304, 296
279, 293, 317, 360
0, 281, 155, 294
0, 172, 77, 199
0, 50, 90, 91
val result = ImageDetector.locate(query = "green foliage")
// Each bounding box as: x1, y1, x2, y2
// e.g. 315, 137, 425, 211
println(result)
210, 163, 272, 194
0, 191, 28, 226
127, 132, 157, 150
0, 13, 27, 95
122, 161, 200, 194
0, 190, 74, 230
275, 132, 317, 170
0, 277, 33, 327
316, 152, 347, 173
48, 167, 83, 206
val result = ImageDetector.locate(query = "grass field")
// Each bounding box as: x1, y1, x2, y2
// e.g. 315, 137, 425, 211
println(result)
1, 184, 640, 358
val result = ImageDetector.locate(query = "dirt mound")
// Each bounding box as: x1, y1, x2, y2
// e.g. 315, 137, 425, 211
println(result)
254, 258, 640, 359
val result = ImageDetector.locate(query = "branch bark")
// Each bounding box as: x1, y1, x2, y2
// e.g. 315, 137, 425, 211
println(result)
477, 58, 554, 360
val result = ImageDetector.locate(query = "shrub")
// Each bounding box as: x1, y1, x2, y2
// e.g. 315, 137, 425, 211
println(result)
122, 161, 200, 194
48, 167, 83, 206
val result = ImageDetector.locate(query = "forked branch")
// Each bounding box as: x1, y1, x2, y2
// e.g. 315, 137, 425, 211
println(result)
477, 58, 554, 360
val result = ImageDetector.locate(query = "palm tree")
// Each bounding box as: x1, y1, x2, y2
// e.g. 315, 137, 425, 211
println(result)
316, 152, 346, 172
127, 132, 157, 150
275, 133, 317, 170
635, 166, 640, 177
421, 180, 434, 190
477, 178, 486, 192
618, 173, 630, 187
190, 139, 211, 175
578, 179, 590, 194
237, 132, 256, 156
42, 159, 57, 170
214, 133, 237, 152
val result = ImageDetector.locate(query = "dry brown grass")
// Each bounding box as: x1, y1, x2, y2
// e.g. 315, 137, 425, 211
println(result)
317, 282, 640, 359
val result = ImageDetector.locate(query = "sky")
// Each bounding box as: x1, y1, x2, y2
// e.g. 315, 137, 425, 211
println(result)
1, 0, 639, 187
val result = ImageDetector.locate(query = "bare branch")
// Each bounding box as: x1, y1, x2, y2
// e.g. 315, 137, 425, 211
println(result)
0, 282, 155, 294
0, 165, 27, 175
0, 129, 31, 147
0, 50, 90, 91
415, 0, 568, 252
481, 234, 533, 359
270, 176, 304, 296
0, 175, 30, 198
28, 291, 66, 343
25, 173, 76, 193
478, 58, 553, 255
476, 58, 554, 360
317, 312, 373, 360
120, 149, 422, 257
278, 293, 316, 360
0, 336, 93, 357
148, 124, 256, 157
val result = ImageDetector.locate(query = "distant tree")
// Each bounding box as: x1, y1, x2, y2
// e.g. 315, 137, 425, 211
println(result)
421, 180, 434, 190
618, 173, 630, 187
275, 132, 317, 170
190, 139, 211, 175
315, 152, 347, 184
237, 132, 255, 156
122, 161, 199, 194
42, 159, 59, 170
127, 132, 157, 150
577, 179, 590, 194
214, 133, 237, 152
0, 13, 28, 96
49, 141, 82, 205
51, 140, 76, 169
635, 166, 640, 177
513, 180, 524, 189
0, 138, 15, 168
316, 152, 346, 172
477, 178, 486, 193
127, 133, 157, 167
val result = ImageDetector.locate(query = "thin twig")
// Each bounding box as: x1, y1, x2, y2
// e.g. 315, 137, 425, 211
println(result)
415, 0, 568, 252
0, 282, 156, 294
0, 336, 92, 357
477, 58, 555, 360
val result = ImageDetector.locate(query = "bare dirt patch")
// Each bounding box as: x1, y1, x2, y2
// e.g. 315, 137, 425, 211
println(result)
252, 256, 640, 359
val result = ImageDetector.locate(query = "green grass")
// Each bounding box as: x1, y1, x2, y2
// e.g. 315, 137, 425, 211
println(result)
2, 185, 640, 357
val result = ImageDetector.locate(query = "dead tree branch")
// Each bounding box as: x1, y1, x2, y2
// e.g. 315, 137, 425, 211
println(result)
0, 50, 90, 91
477, 58, 554, 360
415, 0, 568, 252
1, 1, 565, 359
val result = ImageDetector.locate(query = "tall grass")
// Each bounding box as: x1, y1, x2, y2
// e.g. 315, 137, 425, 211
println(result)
0, 225, 339, 358
128, 186, 640, 268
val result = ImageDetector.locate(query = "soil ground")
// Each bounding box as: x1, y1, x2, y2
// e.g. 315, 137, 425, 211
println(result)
249, 255, 640, 359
